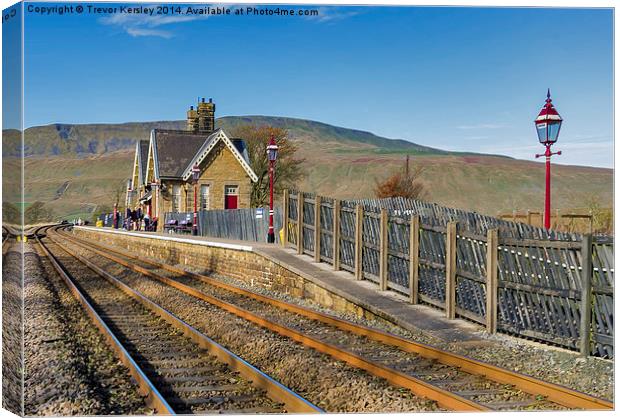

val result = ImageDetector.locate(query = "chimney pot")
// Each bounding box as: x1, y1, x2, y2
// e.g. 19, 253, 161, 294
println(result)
209, 98, 212, 103
202, 97, 205, 103
190, 105, 193, 110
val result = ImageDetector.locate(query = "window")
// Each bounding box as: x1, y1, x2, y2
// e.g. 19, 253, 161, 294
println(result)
200, 185, 210, 210
225, 185, 238, 195
172, 184, 181, 212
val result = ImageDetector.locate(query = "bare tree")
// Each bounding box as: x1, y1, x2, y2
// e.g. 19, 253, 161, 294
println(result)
230, 125, 305, 207
375, 155, 427, 200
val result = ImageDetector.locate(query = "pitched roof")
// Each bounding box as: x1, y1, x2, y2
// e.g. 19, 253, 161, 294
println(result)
138, 140, 149, 184
180, 129, 258, 182
152, 129, 208, 178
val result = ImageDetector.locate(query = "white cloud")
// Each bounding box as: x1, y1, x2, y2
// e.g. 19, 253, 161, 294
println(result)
456, 123, 506, 130
101, 12, 209, 28
464, 135, 490, 140
99, 4, 212, 38
126, 28, 174, 39
390, 133, 612, 168
475, 138, 613, 168
308, 7, 359, 23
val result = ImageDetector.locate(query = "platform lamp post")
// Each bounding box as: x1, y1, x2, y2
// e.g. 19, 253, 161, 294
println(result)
113, 202, 118, 229
267, 134, 279, 243
534, 89, 563, 230
192, 164, 201, 236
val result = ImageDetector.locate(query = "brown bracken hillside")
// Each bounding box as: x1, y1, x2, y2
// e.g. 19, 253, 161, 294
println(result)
6, 116, 612, 220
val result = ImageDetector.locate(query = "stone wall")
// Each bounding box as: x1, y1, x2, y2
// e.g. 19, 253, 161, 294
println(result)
72, 228, 375, 321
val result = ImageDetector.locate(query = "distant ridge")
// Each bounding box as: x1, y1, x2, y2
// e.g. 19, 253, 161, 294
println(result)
4, 115, 611, 221
6, 115, 505, 158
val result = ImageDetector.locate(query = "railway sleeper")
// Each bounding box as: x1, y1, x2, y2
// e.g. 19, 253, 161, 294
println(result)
52, 228, 614, 412
163, 385, 241, 393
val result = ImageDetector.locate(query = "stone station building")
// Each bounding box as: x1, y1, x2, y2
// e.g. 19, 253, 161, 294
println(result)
126, 98, 258, 230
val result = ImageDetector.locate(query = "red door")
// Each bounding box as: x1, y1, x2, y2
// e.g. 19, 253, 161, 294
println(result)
225, 195, 238, 209
224, 185, 238, 209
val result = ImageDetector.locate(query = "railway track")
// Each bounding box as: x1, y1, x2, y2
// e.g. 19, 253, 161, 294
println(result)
35, 226, 322, 415
56, 226, 614, 412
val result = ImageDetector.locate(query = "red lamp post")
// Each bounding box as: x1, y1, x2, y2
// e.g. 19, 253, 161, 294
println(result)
267, 135, 279, 243
534, 89, 563, 230
191, 164, 201, 236
113, 202, 118, 229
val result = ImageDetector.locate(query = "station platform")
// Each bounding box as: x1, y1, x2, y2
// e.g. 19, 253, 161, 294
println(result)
75, 227, 488, 345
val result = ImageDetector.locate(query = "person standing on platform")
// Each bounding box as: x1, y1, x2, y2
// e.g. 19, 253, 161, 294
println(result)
144, 212, 150, 231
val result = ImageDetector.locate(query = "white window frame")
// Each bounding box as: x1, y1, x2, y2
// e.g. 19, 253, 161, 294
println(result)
172, 184, 181, 212
200, 184, 210, 210
225, 185, 239, 196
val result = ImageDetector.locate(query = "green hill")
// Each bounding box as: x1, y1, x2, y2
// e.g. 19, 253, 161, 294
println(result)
4, 116, 612, 221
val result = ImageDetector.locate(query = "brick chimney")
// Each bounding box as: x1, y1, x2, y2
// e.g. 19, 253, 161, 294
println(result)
187, 105, 198, 132
197, 97, 215, 134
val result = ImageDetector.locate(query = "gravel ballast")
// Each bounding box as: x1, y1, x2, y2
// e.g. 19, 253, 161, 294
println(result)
66, 230, 615, 404
24, 242, 149, 416
64, 240, 441, 412
3, 243, 23, 415
189, 262, 614, 401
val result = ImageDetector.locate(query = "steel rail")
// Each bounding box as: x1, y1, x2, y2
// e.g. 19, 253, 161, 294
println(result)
62, 227, 614, 411
56, 228, 486, 412
34, 226, 176, 415
45, 228, 322, 414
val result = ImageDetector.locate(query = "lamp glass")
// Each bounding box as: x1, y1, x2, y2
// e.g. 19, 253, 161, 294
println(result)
536, 120, 562, 144
267, 148, 277, 162
192, 166, 200, 182
547, 121, 561, 143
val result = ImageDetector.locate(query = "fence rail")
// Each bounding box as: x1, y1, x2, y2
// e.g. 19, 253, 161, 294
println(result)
284, 190, 614, 358
165, 207, 283, 243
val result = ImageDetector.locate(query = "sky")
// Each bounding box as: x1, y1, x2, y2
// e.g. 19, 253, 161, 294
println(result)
12, 3, 616, 167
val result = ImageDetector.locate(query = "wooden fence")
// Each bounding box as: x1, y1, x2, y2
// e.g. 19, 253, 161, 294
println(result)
165, 207, 283, 243
498, 210, 596, 234
283, 190, 614, 358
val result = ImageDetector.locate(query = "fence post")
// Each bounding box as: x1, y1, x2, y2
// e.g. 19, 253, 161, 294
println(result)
314, 195, 321, 262
409, 214, 420, 304
485, 228, 499, 333
579, 234, 593, 356
445, 221, 457, 319
333, 199, 341, 270
297, 192, 304, 255
379, 208, 388, 291
354, 205, 363, 280
282, 189, 289, 247
537, 212, 543, 228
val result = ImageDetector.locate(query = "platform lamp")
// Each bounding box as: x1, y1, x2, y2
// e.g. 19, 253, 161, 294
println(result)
534, 89, 563, 230
267, 134, 279, 243
192, 164, 201, 236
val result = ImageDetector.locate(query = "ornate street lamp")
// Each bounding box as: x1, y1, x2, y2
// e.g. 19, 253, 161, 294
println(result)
267, 135, 279, 243
113, 202, 118, 229
192, 164, 201, 236
534, 89, 563, 229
